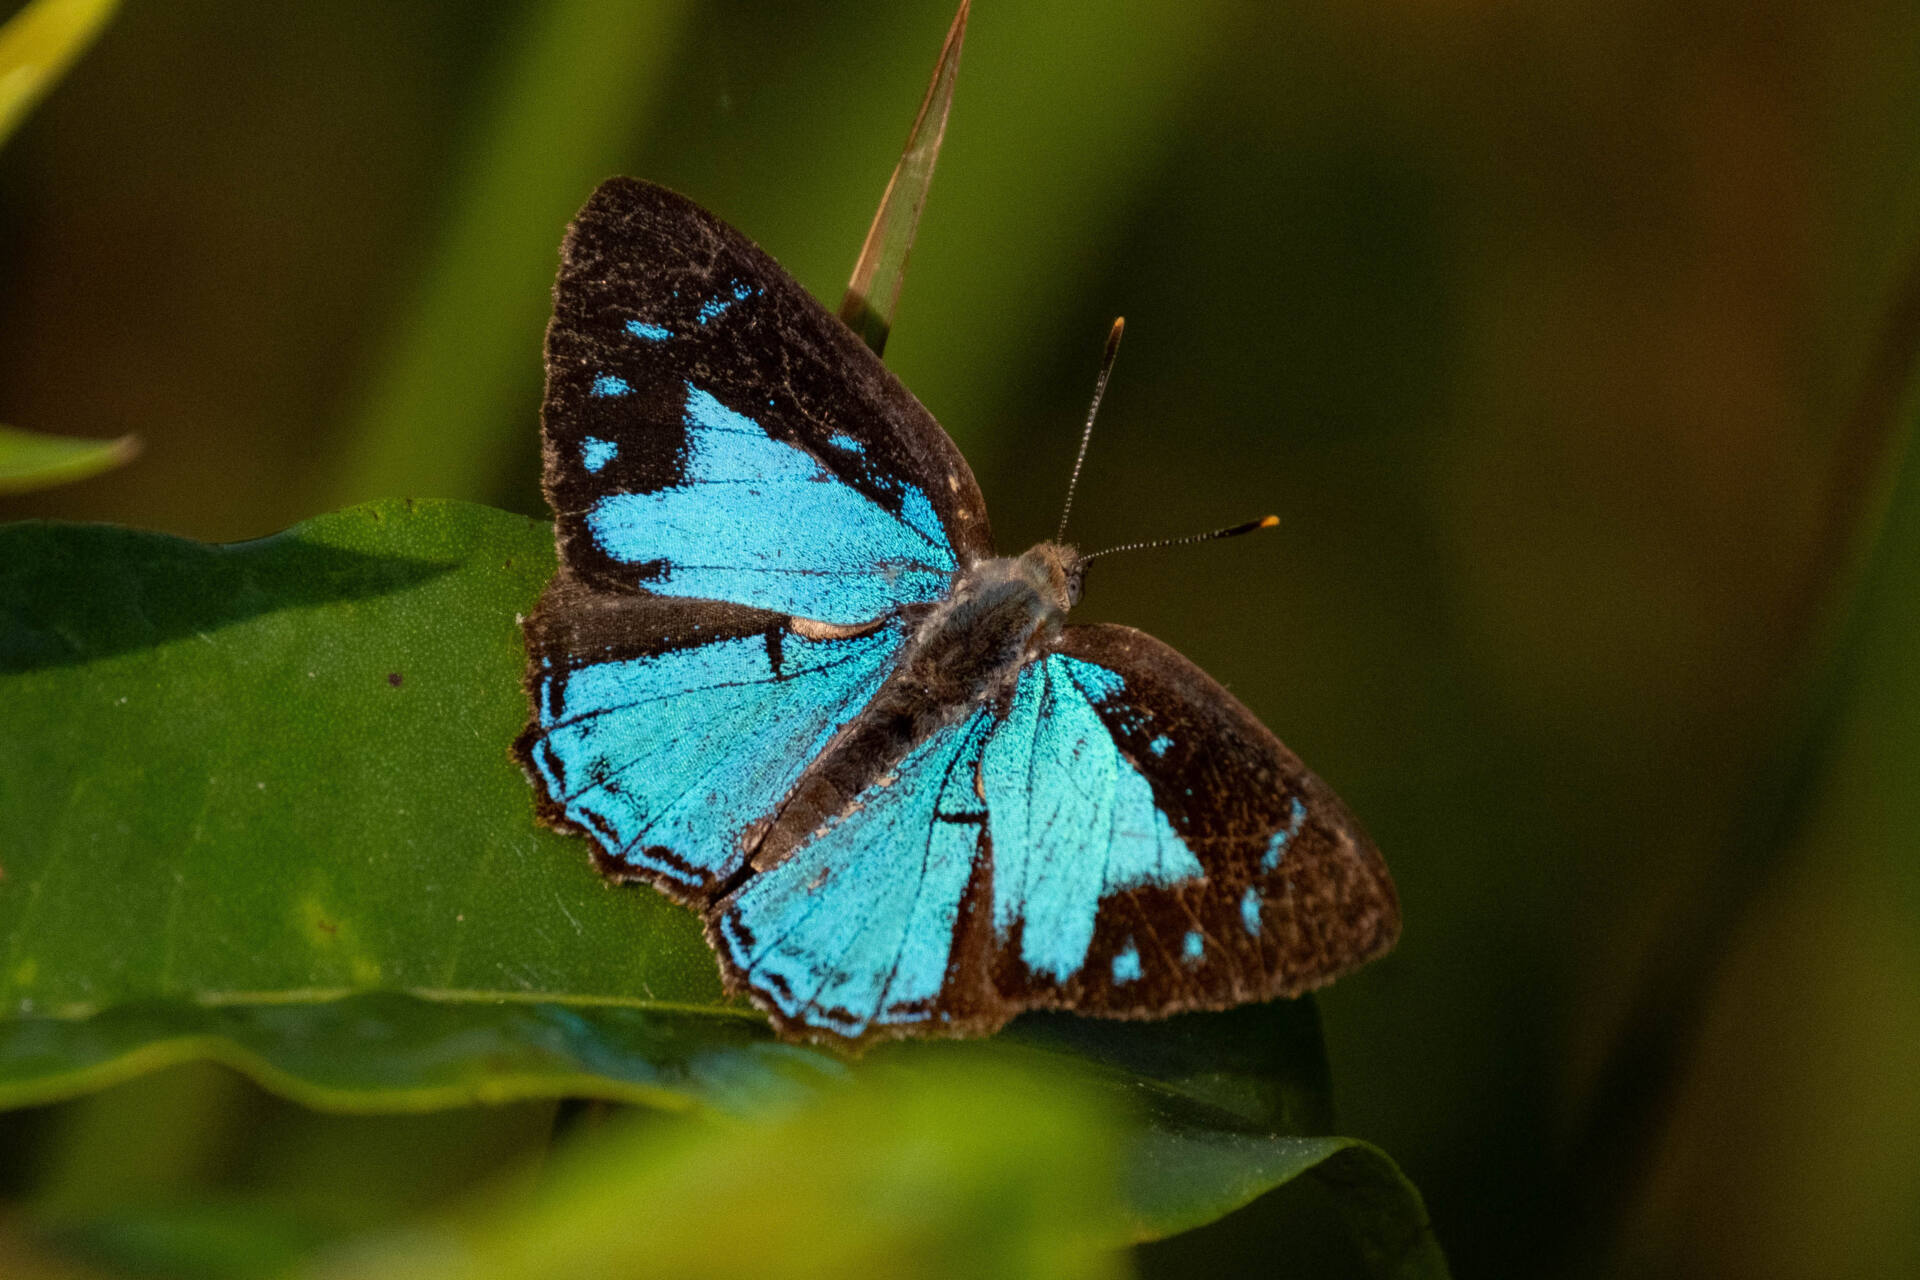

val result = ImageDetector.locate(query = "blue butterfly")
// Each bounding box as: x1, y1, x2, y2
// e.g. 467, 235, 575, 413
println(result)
516, 179, 1398, 1043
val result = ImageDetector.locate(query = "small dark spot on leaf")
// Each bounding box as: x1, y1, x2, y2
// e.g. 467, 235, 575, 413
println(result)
387, 672, 403, 687
316, 918, 338, 935
504, 557, 515, 569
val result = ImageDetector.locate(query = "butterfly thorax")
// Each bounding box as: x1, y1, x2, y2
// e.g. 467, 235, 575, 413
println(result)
742, 543, 1082, 875
911, 542, 1079, 667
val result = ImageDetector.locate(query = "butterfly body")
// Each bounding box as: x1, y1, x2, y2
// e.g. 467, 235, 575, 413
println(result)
517, 178, 1399, 1045
747, 541, 1078, 873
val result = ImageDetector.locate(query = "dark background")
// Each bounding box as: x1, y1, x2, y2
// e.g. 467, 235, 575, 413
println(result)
5, 1, 1920, 1275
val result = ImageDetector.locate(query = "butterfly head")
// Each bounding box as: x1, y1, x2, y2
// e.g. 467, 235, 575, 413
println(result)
1020, 541, 1085, 612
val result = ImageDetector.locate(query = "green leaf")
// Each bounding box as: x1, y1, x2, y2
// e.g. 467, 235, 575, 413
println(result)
968, 1015, 1442, 1271
0, 997, 836, 1115
0, 501, 719, 1022
0, 0, 117, 149
837, 0, 970, 357
0, 501, 1442, 1268
0, 424, 137, 494
303, 1060, 1128, 1280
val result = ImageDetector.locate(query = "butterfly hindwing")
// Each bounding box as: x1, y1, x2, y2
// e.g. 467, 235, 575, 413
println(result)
542, 178, 993, 625
711, 709, 996, 1037
515, 581, 904, 901
983, 623, 1400, 1020
705, 623, 1399, 1042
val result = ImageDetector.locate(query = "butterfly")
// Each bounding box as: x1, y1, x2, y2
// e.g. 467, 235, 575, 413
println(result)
515, 178, 1399, 1045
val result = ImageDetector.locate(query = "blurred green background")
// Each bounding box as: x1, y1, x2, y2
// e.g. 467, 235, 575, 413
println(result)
5, 0, 1920, 1276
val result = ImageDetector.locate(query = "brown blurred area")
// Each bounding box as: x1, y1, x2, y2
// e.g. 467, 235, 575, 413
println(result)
6, 1, 1920, 1276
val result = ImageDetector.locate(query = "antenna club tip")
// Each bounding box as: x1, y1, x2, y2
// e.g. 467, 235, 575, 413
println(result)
1258, 514, 1280, 529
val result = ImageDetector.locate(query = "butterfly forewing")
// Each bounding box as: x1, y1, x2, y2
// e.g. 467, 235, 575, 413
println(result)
520, 177, 994, 905
541, 178, 992, 622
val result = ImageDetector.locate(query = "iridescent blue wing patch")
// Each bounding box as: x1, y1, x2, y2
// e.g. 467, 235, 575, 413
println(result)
581, 384, 955, 622
973, 623, 1398, 1026
519, 178, 1396, 1047
706, 624, 1398, 1043
713, 709, 996, 1037
540, 178, 992, 625
521, 178, 996, 916
518, 588, 902, 897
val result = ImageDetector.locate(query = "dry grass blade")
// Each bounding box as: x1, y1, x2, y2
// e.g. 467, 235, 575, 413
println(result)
838, 0, 970, 358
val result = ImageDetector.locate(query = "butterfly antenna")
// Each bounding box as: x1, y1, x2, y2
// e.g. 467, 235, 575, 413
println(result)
1081, 515, 1281, 563
1056, 317, 1126, 544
